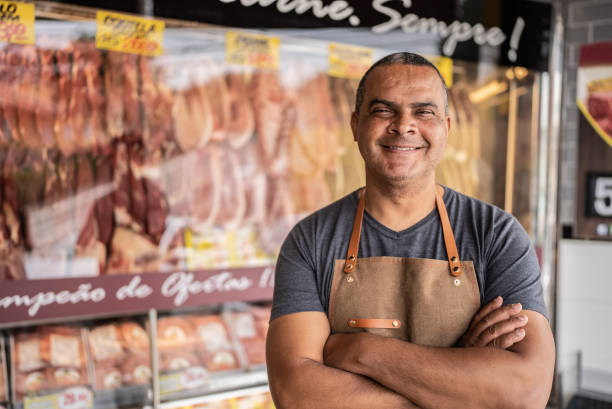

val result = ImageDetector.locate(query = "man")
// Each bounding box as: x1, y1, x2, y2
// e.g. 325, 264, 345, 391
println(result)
266, 52, 555, 409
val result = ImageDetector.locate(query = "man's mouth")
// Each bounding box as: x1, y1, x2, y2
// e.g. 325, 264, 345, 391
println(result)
381, 145, 423, 151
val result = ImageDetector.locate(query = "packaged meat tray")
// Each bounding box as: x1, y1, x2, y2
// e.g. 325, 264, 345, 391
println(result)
11, 325, 91, 400
188, 314, 241, 372
223, 304, 271, 368
87, 320, 151, 390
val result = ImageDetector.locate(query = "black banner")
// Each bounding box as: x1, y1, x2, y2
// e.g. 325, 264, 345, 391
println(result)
57, 0, 552, 71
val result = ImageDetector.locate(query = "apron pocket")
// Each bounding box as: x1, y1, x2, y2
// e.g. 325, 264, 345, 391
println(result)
347, 318, 402, 329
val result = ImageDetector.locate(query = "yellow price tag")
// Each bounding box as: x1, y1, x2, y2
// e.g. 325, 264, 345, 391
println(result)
226, 31, 280, 70
328, 43, 373, 80
426, 54, 453, 88
0, 1, 34, 45
95, 11, 164, 56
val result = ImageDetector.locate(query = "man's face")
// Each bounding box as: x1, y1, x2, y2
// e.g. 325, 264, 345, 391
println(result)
351, 64, 450, 185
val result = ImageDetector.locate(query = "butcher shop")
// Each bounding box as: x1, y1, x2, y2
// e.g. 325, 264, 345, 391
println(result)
0, 0, 611, 408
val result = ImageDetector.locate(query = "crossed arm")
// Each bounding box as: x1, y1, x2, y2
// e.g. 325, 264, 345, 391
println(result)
266, 299, 555, 409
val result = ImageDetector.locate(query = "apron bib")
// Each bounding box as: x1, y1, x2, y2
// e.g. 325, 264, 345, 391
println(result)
329, 186, 480, 347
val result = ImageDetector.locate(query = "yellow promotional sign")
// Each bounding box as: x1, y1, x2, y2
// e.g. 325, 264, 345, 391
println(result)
328, 43, 373, 80
0, 1, 35, 45
226, 30, 280, 70
95, 11, 164, 56
426, 54, 454, 88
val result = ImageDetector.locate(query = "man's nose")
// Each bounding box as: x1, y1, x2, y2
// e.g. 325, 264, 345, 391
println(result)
388, 112, 416, 135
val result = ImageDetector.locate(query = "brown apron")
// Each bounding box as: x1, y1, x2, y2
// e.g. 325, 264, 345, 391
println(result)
329, 186, 480, 347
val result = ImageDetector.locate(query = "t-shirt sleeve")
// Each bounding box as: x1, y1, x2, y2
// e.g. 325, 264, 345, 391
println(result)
483, 213, 549, 320
270, 222, 325, 321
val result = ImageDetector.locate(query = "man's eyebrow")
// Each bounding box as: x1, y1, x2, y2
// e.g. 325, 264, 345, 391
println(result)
411, 101, 439, 110
368, 99, 395, 109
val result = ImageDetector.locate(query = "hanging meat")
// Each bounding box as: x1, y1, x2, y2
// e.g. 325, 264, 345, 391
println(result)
0, 46, 7, 146
95, 155, 114, 247
140, 56, 174, 153
84, 43, 110, 155
37, 47, 58, 149
104, 51, 125, 140
3, 45, 23, 145
214, 146, 246, 230
203, 59, 230, 142
171, 60, 214, 152
226, 71, 255, 149
54, 46, 77, 157
123, 53, 142, 141
250, 70, 294, 176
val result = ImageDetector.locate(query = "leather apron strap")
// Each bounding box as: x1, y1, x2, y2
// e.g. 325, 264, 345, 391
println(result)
343, 186, 463, 277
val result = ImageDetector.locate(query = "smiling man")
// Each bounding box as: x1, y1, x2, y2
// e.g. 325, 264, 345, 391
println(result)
266, 52, 555, 409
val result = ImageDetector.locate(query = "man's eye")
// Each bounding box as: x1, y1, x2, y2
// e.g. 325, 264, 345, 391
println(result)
372, 108, 392, 114
416, 109, 435, 116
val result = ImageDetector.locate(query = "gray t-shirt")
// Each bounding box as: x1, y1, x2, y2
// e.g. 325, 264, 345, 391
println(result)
271, 186, 548, 321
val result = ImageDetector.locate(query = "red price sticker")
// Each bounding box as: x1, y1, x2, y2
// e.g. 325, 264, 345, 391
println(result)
0, 1, 35, 45
95, 10, 164, 56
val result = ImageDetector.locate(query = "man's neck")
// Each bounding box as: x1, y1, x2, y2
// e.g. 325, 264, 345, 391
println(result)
363, 175, 438, 232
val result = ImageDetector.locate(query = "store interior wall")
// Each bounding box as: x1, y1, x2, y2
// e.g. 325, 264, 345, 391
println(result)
557, 0, 612, 405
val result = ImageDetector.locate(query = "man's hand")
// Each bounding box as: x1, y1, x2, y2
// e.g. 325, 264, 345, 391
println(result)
458, 296, 528, 349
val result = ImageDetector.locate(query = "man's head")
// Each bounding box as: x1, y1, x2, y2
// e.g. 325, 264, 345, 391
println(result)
354, 52, 449, 115
350, 52, 450, 186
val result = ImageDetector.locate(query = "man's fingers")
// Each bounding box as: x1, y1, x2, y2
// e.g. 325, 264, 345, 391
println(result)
468, 296, 503, 330
487, 328, 526, 349
475, 314, 528, 346
470, 302, 523, 339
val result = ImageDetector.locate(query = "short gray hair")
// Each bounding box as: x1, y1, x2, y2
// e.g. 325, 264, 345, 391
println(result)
354, 52, 449, 115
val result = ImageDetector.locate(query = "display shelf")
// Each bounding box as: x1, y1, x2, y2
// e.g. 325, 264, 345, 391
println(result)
12, 385, 152, 409
159, 384, 270, 409
159, 369, 268, 404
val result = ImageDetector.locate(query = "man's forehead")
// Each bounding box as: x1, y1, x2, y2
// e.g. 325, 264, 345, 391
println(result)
365, 64, 441, 89
362, 64, 445, 103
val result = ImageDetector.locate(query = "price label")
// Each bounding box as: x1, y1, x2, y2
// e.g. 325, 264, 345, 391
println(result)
226, 31, 279, 70
95, 10, 164, 56
0, 1, 35, 45
25, 387, 93, 409
159, 367, 208, 395
426, 54, 454, 87
328, 43, 372, 80
587, 173, 612, 218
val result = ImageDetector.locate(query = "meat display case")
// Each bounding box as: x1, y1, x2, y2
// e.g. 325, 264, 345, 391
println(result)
0, 2, 557, 409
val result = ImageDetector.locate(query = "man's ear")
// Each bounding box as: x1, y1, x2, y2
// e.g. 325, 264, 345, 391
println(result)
351, 112, 358, 142
446, 115, 451, 134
